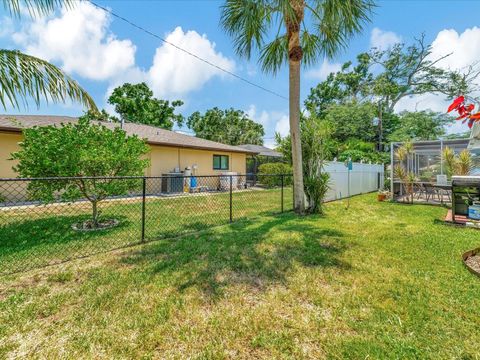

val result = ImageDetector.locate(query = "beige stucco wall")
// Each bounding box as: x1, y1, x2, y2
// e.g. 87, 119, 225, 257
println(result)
0, 131, 248, 200
0, 131, 21, 178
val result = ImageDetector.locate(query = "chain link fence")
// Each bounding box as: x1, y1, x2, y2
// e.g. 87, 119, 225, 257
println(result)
0, 174, 293, 275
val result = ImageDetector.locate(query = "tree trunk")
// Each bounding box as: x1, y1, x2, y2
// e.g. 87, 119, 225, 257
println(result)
287, 0, 305, 214
92, 200, 99, 227
377, 105, 383, 151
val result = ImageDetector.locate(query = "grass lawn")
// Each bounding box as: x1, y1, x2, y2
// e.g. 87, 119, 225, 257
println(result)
0, 187, 292, 274
1, 194, 480, 359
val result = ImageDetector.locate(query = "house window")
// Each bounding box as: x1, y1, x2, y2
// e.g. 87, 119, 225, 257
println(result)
213, 155, 229, 170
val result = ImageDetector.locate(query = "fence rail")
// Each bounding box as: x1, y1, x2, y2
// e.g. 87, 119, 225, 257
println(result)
0, 174, 293, 275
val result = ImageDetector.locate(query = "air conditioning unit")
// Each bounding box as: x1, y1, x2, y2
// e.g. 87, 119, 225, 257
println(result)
219, 172, 238, 191
161, 173, 184, 194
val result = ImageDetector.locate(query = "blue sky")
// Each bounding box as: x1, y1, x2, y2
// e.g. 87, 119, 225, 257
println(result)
1, 0, 480, 147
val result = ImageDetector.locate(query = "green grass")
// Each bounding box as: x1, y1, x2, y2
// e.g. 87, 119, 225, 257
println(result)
0, 187, 292, 274
1, 194, 480, 359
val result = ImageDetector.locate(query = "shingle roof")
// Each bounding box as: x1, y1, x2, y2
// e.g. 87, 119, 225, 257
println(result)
0, 115, 257, 154
237, 144, 282, 157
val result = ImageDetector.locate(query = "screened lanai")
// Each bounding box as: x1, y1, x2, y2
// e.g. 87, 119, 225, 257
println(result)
390, 138, 471, 204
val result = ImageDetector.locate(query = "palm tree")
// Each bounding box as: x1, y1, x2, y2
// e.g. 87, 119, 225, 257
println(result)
0, 0, 96, 110
221, 0, 374, 213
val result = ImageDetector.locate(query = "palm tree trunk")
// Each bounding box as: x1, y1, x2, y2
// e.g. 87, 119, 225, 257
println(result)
289, 59, 305, 213
287, 0, 306, 214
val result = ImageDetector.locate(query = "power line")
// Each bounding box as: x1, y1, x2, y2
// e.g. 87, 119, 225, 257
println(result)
87, 1, 288, 101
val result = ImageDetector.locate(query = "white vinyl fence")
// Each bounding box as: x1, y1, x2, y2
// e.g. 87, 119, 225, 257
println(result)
323, 161, 384, 202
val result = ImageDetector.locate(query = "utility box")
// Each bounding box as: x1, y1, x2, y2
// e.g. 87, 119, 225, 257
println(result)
161, 173, 184, 194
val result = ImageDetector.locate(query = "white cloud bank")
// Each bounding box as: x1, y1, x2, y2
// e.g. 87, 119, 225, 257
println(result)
13, 2, 136, 80
307, 59, 342, 81
11, 2, 235, 100
370, 28, 402, 51
148, 27, 234, 97
246, 105, 290, 148
395, 27, 480, 134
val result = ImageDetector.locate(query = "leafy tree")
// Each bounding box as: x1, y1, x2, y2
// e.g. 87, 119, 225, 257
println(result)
221, 0, 374, 214
336, 139, 387, 163
305, 54, 372, 117
323, 102, 377, 144
0, 1, 95, 110
11, 119, 150, 227
80, 109, 119, 123
388, 111, 453, 142
367, 35, 452, 148
187, 107, 264, 145
108, 82, 184, 130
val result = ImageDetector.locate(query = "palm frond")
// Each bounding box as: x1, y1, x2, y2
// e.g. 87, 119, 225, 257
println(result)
310, 0, 375, 58
258, 35, 288, 74
2, 0, 75, 18
0, 49, 97, 110
220, 0, 273, 59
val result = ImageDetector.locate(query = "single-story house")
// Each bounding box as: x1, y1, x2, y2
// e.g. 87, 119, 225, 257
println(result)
0, 115, 257, 199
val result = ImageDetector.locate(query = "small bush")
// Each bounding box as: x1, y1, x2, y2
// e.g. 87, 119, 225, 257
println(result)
257, 163, 292, 188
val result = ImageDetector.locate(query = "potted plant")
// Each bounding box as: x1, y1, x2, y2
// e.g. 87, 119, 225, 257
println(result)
377, 189, 389, 202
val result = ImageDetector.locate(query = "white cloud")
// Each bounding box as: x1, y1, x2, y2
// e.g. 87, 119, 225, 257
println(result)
13, 2, 136, 80
263, 139, 277, 149
246, 104, 270, 127
9, 3, 236, 103
147, 27, 235, 97
395, 27, 480, 135
275, 114, 290, 137
429, 27, 480, 71
370, 28, 402, 50
307, 59, 342, 80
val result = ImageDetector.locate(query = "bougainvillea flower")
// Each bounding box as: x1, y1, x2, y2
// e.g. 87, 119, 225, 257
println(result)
465, 104, 475, 112
447, 96, 465, 112
469, 112, 480, 120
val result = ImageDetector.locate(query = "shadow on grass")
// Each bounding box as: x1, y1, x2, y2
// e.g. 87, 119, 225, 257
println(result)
122, 214, 350, 299
144, 208, 280, 240
0, 214, 135, 274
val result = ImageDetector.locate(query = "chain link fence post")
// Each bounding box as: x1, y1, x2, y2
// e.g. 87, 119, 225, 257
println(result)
229, 174, 233, 223
281, 174, 284, 213
141, 177, 146, 242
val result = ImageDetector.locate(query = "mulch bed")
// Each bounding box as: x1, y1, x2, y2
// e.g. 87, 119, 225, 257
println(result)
72, 219, 119, 232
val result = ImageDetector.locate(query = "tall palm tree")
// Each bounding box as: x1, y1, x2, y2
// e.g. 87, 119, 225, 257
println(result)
221, 0, 374, 213
0, 0, 96, 110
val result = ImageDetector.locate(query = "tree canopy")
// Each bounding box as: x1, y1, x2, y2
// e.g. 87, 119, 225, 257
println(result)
300, 34, 469, 163
388, 111, 453, 142
107, 82, 184, 130
11, 119, 149, 226
187, 107, 265, 146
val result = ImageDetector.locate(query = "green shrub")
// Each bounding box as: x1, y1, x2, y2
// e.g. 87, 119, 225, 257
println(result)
257, 163, 292, 188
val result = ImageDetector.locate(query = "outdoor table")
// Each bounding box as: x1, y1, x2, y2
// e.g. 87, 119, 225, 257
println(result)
414, 181, 452, 204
